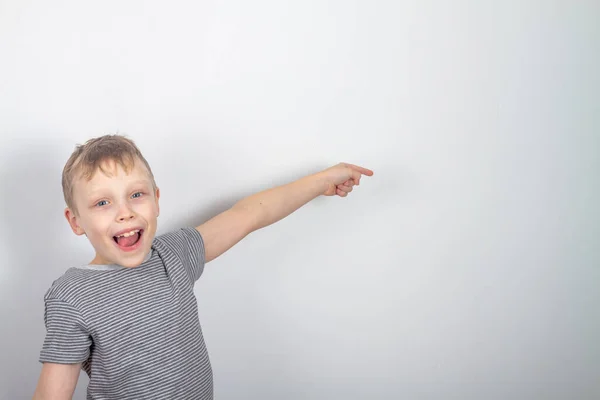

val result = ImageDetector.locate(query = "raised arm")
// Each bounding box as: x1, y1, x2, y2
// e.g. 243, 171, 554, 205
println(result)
196, 162, 373, 263
33, 362, 81, 400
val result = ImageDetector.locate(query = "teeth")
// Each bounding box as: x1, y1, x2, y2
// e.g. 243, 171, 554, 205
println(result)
116, 229, 140, 238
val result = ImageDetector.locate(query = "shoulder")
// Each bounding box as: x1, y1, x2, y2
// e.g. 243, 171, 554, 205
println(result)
152, 227, 205, 261
43, 267, 98, 306
152, 226, 206, 284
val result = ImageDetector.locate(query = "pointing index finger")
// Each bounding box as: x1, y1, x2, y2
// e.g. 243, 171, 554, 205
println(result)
344, 163, 374, 176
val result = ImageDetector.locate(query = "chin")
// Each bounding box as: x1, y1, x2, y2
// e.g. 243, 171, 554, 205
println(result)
117, 253, 144, 268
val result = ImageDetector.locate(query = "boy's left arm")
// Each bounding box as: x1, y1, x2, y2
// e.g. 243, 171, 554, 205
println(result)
196, 162, 373, 263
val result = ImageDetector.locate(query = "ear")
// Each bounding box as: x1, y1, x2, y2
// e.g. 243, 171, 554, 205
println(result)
154, 187, 160, 217
64, 207, 85, 236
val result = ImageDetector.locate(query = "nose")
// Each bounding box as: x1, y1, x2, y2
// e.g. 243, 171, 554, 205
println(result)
118, 213, 135, 222
117, 204, 135, 222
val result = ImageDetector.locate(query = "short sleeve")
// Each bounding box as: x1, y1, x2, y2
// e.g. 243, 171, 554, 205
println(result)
39, 298, 91, 364
154, 227, 206, 284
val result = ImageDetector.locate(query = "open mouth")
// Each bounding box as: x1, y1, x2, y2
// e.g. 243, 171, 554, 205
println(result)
113, 229, 144, 250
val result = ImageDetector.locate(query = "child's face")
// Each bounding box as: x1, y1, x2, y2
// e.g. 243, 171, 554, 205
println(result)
65, 158, 160, 268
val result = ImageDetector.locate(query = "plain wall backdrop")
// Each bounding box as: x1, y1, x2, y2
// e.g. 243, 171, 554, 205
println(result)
1, 0, 599, 399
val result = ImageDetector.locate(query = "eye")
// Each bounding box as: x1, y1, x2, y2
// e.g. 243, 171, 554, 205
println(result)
96, 200, 108, 207
132, 192, 143, 199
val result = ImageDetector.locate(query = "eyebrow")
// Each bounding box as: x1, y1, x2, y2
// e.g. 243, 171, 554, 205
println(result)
86, 180, 152, 196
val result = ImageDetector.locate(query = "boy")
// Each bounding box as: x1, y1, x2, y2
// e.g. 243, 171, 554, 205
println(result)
33, 134, 373, 399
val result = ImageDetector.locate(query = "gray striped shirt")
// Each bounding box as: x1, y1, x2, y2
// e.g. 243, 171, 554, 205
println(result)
39, 227, 213, 399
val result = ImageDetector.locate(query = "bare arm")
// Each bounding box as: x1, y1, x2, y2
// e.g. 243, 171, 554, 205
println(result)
33, 363, 81, 400
196, 207, 255, 263
196, 163, 373, 263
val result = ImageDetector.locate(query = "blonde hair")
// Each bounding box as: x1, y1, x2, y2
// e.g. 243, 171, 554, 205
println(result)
62, 134, 157, 214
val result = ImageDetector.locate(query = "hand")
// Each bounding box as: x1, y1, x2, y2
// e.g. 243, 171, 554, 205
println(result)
320, 162, 374, 197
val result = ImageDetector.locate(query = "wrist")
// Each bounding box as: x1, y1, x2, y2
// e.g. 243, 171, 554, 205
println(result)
307, 171, 330, 197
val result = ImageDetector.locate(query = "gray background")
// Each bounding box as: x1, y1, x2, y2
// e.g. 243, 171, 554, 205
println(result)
0, 0, 599, 399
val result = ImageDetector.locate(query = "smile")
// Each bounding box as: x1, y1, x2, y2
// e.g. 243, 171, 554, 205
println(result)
113, 229, 144, 252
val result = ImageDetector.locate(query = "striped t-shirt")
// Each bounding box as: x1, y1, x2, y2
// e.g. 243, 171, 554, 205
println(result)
39, 227, 213, 399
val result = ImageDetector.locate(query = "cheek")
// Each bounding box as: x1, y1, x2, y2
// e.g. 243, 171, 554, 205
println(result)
133, 201, 158, 217
84, 214, 113, 235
